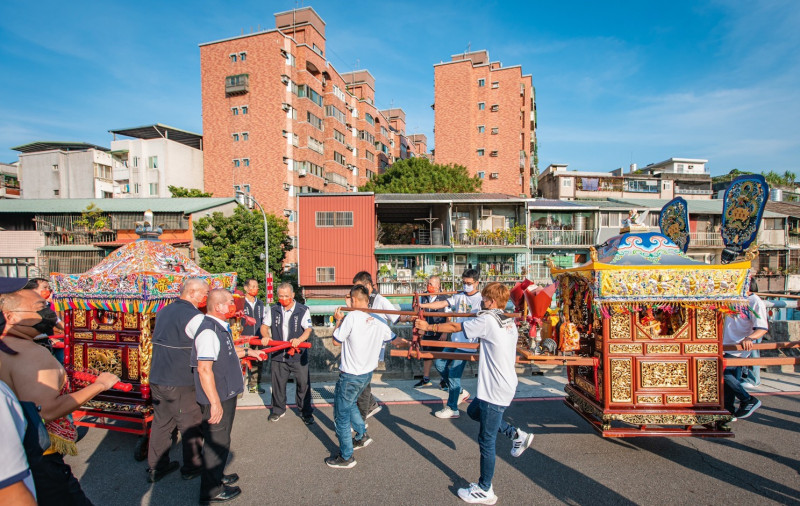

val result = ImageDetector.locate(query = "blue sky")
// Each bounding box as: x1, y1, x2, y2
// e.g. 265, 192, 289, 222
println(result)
1, 0, 798, 175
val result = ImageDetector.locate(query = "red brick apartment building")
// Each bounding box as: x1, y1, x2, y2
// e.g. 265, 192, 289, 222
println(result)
433, 50, 537, 197
199, 7, 422, 267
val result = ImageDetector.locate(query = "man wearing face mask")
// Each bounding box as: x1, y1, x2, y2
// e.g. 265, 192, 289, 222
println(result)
23, 278, 64, 357
267, 283, 314, 425
192, 289, 263, 504
146, 278, 209, 483
0, 288, 120, 505
241, 279, 271, 394
419, 269, 483, 419
414, 275, 449, 388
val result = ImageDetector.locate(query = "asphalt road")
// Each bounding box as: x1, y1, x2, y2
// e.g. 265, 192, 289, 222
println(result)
70, 394, 800, 506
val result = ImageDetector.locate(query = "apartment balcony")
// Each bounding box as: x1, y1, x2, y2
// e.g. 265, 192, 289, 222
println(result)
0, 186, 20, 198
452, 228, 526, 247
689, 231, 723, 247
530, 229, 594, 247
788, 234, 800, 247
225, 74, 249, 96
758, 230, 786, 247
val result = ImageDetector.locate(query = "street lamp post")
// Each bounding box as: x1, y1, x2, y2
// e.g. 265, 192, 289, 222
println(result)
235, 190, 272, 302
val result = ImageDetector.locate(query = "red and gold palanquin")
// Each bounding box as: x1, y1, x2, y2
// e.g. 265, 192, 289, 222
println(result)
552, 232, 752, 437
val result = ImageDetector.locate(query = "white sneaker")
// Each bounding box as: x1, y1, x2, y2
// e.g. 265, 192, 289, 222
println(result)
457, 483, 497, 504
458, 389, 470, 404
435, 407, 460, 419
511, 429, 534, 457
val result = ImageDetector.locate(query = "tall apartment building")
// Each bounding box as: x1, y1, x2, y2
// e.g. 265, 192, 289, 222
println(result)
12, 142, 123, 199
109, 124, 205, 198
199, 7, 422, 268
433, 50, 537, 198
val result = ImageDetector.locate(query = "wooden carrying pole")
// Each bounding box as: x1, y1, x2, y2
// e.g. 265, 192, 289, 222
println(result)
722, 341, 800, 366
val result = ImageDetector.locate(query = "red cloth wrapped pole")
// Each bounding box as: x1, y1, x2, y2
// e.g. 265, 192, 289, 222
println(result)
69, 369, 134, 392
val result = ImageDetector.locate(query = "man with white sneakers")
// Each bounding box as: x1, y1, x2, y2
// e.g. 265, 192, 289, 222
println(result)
416, 282, 533, 504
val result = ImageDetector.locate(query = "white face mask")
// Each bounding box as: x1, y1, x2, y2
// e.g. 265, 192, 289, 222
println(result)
463, 283, 474, 293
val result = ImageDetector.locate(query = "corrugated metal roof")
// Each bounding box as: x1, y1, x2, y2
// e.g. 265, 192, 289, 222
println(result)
0, 198, 235, 214
109, 124, 202, 150
375, 193, 522, 203
527, 199, 598, 210
766, 201, 800, 219
610, 198, 783, 217
11, 141, 110, 153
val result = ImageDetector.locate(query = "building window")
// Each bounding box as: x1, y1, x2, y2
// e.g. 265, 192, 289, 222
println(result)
132, 157, 139, 168
307, 111, 324, 130
334, 129, 346, 144
292, 133, 299, 147
242, 132, 248, 141
299, 85, 323, 107
315, 211, 353, 227
477, 171, 485, 179
366, 169, 375, 179
232, 107, 239, 116
312, 43, 323, 57
358, 130, 375, 144
134, 183, 140, 193
478, 78, 485, 87
233, 159, 240, 167
229, 54, 237, 62
316, 267, 335, 283
477, 149, 485, 156
52, 164, 59, 171
365, 150, 374, 162
242, 158, 250, 167
477, 125, 485, 133
332, 85, 347, 102
232, 133, 239, 141
94, 164, 112, 180
478, 102, 485, 110
365, 113, 375, 126
308, 137, 324, 154
285, 51, 295, 66
491, 81, 499, 89
325, 105, 346, 124
53, 189, 60, 196
149, 183, 158, 195
239, 52, 246, 61
287, 106, 296, 120
334, 151, 346, 165
147, 156, 158, 169
490, 150, 498, 157
562, 178, 572, 187
491, 127, 499, 135
242, 106, 248, 114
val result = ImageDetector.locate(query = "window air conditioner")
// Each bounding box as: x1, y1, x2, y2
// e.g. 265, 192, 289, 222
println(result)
283, 183, 290, 191
282, 102, 291, 111
282, 157, 289, 164
346, 144, 354, 151
490, 173, 499, 179
481, 209, 492, 217
280, 74, 290, 85
298, 168, 307, 177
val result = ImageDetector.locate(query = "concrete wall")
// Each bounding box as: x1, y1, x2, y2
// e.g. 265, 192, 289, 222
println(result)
111, 138, 204, 197
20, 149, 121, 199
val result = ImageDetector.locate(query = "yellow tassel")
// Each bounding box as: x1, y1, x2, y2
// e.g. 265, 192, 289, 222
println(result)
47, 433, 78, 456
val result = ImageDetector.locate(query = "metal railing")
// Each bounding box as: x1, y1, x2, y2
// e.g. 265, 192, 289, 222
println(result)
452, 230, 526, 247
689, 231, 723, 247
788, 235, 800, 247
530, 229, 594, 246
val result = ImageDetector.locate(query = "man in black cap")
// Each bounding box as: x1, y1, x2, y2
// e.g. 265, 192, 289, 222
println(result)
146, 278, 209, 483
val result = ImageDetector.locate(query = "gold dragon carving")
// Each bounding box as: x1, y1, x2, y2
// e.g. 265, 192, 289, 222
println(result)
610, 358, 632, 402
640, 362, 689, 388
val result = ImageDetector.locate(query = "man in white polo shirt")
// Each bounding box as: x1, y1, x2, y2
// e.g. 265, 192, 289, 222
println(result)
722, 277, 767, 423
326, 285, 397, 469
0, 379, 36, 505
415, 282, 533, 505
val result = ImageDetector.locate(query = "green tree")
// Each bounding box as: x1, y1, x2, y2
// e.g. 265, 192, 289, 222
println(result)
73, 203, 109, 232
359, 157, 482, 193
169, 185, 213, 198
193, 206, 291, 295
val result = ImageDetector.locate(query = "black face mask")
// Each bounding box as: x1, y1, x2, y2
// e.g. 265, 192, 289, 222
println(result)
33, 307, 59, 336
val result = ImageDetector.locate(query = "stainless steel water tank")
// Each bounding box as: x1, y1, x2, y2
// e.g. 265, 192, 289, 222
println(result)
574, 215, 586, 231
431, 228, 443, 245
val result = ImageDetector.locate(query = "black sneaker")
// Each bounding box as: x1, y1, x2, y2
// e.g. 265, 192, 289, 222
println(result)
199, 484, 241, 504
325, 455, 356, 469
414, 378, 432, 388
180, 467, 202, 481
147, 461, 179, 483
301, 415, 315, 426
439, 380, 448, 390
352, 433, 373, 451
268, 412, 285, 422
734, 397, 762, 419
221, 473, 239, 485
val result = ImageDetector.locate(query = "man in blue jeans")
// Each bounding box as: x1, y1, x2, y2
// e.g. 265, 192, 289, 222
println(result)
327, 285, 396, 469
416, 283, 533, 504
420, 269, 483, 419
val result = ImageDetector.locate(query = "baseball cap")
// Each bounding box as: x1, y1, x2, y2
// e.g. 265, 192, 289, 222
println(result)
0, 277, 28, 294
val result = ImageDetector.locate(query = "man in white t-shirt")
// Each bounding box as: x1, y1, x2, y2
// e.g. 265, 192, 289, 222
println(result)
722, 277, 767, 423
0, 380, 36, 505
326, 285, 397, 469
415, 282, 532, 505
420, 268, 483, 418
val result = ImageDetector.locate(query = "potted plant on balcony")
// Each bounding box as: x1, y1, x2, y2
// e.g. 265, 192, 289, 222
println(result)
378, 264, 393, 282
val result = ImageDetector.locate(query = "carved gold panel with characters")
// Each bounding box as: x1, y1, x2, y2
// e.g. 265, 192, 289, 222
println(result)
128, 348, 139, 380
609, 343, 642, 354
73, 310, 87, 328
610, 358, 632, 403
95, 333, 117, 342
696, 309, 718, 340
74, 332, 94, 340
667, 395, 692, 404
121, 334, 139, 343
124, 313, 139, 329
637, 395, 662, 404
609, 314, 630, 340
87, 348, 123, 377
640, 361, 689, 388
685, 344, 718, 354
646, 344, 680, 354
73, 344, 84, 370
697, 359, 719, 403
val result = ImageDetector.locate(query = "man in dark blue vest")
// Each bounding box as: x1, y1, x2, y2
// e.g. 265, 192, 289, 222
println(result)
241, 278, 271, 394
268, 282, 314, 425
146, 277, 208, 483
192, 289, 262, 504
